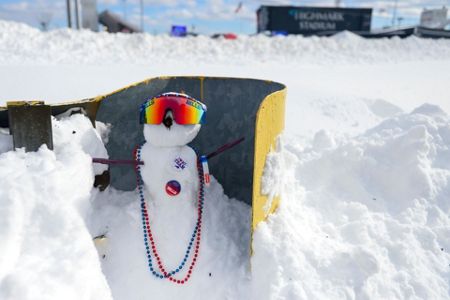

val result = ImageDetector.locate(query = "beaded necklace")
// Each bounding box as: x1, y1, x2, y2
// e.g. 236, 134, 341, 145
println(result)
134, 145, 204, 285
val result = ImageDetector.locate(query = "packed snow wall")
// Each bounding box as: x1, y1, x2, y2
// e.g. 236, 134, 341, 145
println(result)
0, 76, 286, 232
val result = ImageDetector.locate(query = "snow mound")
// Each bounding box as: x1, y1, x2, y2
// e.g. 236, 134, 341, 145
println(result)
255, 104, 450, 299
1, 104, 449, 299
1, 20, 450, 65
88, 178, 250, 300
0, 115, 111, 300
332, 30, 364, 42
0, 128, 12, 154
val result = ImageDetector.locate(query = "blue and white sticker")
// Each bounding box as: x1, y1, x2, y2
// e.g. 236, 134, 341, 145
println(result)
173, 157, 187, 171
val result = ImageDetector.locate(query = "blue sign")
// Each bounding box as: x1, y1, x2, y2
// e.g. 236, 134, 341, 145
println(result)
171, 25, 187, 37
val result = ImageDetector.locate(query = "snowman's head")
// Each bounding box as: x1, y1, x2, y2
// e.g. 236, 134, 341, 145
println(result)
140, 93, 206, 147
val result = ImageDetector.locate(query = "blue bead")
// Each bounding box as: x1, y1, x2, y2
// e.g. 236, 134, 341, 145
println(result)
159, 275, 163, 279
191, 238, 194, 242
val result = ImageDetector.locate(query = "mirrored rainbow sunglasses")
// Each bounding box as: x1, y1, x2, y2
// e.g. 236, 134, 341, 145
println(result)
139, 92, 207, 125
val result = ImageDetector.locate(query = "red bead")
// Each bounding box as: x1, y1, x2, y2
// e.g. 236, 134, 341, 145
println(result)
177, 280, 181, 284
181, 280, 185, 284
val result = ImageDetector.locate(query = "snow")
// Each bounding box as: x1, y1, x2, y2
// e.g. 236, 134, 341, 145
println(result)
0, 115, 111, 300
254, 104, 450, 299
1, 20, 450, 299
89, 177, 250, 300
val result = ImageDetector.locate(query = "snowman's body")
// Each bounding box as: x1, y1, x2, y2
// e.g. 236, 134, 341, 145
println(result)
139, 117, 201, 271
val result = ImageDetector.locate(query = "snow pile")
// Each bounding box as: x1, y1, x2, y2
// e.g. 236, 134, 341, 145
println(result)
0, 128, 12, 154
254, 104, 450, 299
88, 179, 250, 300
0, 114, 111, 300
2, 102, 449, 300
1, 20, 450, 66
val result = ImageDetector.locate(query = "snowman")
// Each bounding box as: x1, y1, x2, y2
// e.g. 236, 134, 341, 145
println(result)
135, 92, 207, 284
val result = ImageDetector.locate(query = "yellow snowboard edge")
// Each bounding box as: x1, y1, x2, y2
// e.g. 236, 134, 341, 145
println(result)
251, 88, 286, 250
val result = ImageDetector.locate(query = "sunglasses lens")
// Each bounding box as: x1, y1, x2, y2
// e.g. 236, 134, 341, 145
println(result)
173, 100, 206, 125
141, 98, 164, 124
140, 94, 206, 125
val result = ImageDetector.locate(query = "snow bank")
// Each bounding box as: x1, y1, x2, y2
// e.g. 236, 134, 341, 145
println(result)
0, 128, 12, 154
2, 103, 448, 300
1, 20, 450, 66
0, 115, 111, 300
88, 179, 250, 300
255, 104, 450, 299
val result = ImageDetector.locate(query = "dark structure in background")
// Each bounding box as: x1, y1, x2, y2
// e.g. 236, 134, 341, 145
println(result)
65, 0, 99, 31
98, 10, 141, 33
257, 6, 372, 36
360, 26, 416, 39
7, 102, 53, 152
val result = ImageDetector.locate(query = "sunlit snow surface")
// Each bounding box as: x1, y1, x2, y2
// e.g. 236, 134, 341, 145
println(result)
1, 20, 450, 300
